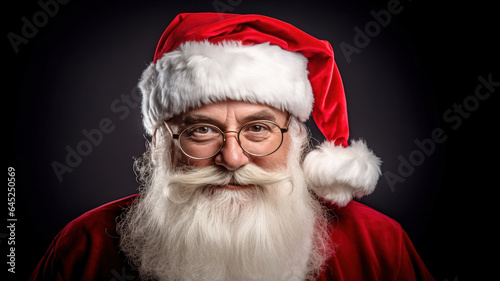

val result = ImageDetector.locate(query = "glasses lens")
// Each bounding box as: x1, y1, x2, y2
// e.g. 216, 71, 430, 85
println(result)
179, 124, 223, 159
239, 121, 283, 156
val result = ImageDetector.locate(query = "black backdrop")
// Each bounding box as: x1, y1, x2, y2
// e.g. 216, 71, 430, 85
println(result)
4, 0, 498, 280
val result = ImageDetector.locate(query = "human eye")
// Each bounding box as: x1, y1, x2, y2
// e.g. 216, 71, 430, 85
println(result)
246, 123, 271, 133
192, 126, 212, 134
184, 125, 220, 140
241, 122, 274, 141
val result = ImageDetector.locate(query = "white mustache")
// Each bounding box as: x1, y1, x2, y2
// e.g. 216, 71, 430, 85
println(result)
165, 164, 291, 202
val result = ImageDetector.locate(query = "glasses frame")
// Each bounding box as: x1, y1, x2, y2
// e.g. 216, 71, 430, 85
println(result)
163, 118, 290, 160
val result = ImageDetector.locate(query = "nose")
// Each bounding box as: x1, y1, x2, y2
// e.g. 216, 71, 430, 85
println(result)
213, 132, 249, 170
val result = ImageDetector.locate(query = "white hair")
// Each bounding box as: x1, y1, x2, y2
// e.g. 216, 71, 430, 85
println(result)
117, 118, 332, 281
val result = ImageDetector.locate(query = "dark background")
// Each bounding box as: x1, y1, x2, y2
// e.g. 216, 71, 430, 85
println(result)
4, 0, 497, 280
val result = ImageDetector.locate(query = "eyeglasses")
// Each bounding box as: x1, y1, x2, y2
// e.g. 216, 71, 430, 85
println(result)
163, 119, 290, 160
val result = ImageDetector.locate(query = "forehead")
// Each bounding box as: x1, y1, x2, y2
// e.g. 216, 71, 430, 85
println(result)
175, 101, 289, 125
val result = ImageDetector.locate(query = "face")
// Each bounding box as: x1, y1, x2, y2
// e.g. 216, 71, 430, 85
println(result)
119, 101, 331, 281
169, 100, 291, 186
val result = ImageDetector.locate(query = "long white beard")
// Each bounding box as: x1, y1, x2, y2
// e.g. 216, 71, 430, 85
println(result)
118, 123, 331, 281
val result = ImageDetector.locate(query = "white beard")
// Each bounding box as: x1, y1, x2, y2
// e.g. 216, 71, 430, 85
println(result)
118, 122, 331, 281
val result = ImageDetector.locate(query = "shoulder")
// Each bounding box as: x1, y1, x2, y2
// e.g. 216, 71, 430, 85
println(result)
318, 200, 435, 280
70, 194, 138, 226
326, 200, 405, 249
331, 201, 436, 280
332, 200, 402, 231
50, 194, 138, 260
31, 194, 139, 281
320, 200, 403, 278
55, 194, 138, 246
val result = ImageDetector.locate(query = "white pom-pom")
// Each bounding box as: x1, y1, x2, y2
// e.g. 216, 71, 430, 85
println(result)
303, 139, 381, 206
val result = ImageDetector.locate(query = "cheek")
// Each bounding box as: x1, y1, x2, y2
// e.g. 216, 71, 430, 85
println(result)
250, 156, 284, 170
251, 135, 291, 170
174, 151, 288, 170
173, 152, 213, 168
169, 139, 212, 168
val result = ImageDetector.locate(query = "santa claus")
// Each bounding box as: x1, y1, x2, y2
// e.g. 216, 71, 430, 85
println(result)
31, 13, 434, 281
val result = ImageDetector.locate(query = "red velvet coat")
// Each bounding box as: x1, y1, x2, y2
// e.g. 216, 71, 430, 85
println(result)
30, 194, 434, 280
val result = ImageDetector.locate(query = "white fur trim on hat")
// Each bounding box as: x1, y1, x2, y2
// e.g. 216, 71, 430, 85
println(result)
303, 139, 382, 206
139, 40, 314, 135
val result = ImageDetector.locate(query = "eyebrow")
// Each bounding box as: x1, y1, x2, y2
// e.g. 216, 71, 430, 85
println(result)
181, 110, 278, 127
182, 114, 216, 125
242, 110, 277, 123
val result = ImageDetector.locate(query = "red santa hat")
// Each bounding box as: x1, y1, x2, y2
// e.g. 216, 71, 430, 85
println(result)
139, 12, 381, 206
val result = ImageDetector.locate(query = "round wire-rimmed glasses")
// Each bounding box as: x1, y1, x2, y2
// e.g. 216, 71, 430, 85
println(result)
163, 119, 290, 160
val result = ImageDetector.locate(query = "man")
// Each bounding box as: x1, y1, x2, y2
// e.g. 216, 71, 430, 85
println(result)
31, 13, 434, 280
